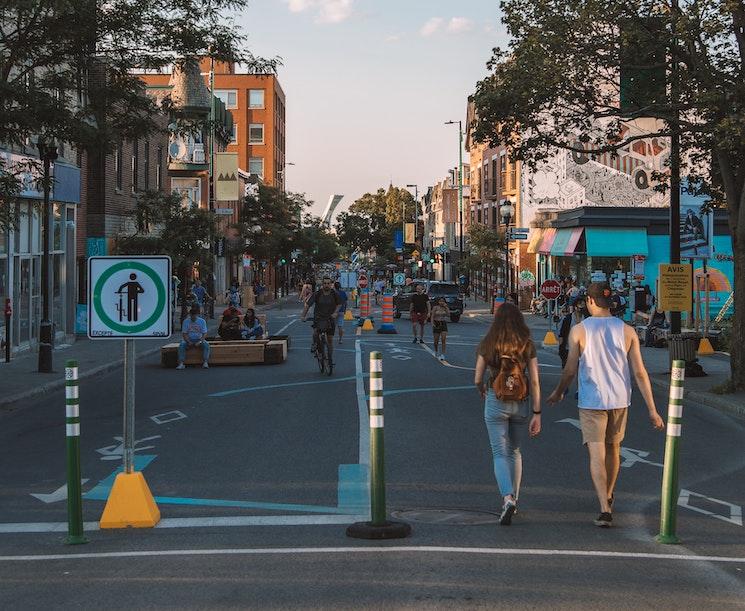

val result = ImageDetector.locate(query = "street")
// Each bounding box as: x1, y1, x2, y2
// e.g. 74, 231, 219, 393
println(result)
1, 300, 744, 609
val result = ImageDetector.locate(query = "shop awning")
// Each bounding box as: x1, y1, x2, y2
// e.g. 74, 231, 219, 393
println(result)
550, 228, 575, 256
565, 227, 584, 255
585, 227, 648, 257
526, 229, 544, 254
537, 228, 557, 254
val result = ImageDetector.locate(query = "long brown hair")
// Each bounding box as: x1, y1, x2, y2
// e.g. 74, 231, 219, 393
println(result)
478, 303, 534, 367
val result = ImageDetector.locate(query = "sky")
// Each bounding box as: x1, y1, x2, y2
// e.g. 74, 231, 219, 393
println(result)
236, 0, 508, 219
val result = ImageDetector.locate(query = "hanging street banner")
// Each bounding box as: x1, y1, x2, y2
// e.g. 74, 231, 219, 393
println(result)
88, 256, 171, 339
404, 223, 416, 244
658, 263, 693, 312
215, 152, 240, 201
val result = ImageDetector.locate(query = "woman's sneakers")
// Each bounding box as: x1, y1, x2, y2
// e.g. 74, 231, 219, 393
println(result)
499, 498, 517, 526
594, 512, 613, 528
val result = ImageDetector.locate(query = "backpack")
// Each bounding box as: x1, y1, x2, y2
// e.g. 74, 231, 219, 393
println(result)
492, 355, 529, 402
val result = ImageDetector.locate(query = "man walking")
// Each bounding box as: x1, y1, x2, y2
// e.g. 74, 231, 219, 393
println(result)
548, 282, 664, 527
409, 283, 430, 344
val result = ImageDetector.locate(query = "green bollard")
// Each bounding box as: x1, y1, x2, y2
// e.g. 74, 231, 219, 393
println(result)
346, 352, 411, 540
64, 360, 87, 545
656, 359, 685, 545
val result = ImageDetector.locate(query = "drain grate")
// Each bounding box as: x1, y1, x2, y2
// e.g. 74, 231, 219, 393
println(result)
391, 508, 499, 525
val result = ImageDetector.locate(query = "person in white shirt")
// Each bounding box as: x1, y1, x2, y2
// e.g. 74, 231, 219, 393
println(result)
548, 282, 664, 528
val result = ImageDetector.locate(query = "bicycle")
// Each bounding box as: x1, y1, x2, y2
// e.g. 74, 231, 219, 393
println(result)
311, 319, 334, 376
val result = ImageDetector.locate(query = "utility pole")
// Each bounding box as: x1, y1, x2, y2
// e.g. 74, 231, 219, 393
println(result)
445, 121, 464, 268
669, 0, 681, 335
38, 139, 58, 373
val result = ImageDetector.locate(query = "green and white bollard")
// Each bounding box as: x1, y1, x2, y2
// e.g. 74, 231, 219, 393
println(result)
346, 352, 411, 540
64, 360, 87, 545
656, 359, 685, 545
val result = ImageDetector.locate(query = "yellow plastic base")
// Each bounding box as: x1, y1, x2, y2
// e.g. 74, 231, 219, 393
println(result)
344, 309, 354, 321
543, 331, 558, 346
697, 337, 715, 356
361, 318, 374, 331
99, 472, 161, 529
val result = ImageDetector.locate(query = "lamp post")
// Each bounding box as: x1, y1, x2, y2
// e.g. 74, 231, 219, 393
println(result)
405, 184, 418, 242
500, 199, 515, 300
38, 139, 58, 373
444, 120, 464, 265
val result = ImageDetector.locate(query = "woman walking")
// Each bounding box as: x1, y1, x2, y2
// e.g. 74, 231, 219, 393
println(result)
474, 303, 542, 525
431, 297, 450, 361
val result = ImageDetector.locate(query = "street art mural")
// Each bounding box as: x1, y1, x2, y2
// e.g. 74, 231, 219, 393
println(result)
521, 119, 669, 226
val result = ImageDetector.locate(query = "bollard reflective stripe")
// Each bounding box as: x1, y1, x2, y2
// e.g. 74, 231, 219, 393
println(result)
657, 359, 685, 545
64, 359, 87, 545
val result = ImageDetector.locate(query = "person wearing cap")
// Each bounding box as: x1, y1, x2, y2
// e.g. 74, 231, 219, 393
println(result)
547, 282, 664, 528
177, 304, 210, 369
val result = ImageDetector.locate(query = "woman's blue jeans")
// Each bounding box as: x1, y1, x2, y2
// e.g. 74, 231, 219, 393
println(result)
484, 390, 527, 499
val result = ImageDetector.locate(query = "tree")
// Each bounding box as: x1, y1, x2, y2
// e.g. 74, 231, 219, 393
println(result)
473, 0, 745, 388
462, 224, 505, 273
113, 190, 217, 322
0, 0, 278, 232
296, 217, 339, 265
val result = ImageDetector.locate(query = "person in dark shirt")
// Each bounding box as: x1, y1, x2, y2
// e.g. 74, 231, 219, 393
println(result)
302, 276, 341, 364
410, 283, 431, 344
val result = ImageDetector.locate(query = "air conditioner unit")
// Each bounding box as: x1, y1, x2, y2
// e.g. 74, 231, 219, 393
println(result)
192, 145, 205, 163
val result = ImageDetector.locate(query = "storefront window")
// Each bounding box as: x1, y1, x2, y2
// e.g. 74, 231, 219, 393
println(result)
53, 253, 63, 331
53, 204, 63, 251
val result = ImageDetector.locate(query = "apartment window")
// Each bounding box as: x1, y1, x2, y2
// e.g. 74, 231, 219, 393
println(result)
500, 154, 507, 193
144, 141, 150, 190
249, 89, 264, 109
491, 206, 498, 226
510, 160, 517, 191
115, 142, 123, 191
131, 138, 138, 193
214, 89, 237, 109
490, 159, 497, 195
248, 157, 264, 179
230, 124, 238, 144
171, 177, 201, 209
156, 146, 163, 190
249, 124, 264, 144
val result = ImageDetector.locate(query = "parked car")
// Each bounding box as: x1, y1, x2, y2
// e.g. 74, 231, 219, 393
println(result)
392, 281, 465, 322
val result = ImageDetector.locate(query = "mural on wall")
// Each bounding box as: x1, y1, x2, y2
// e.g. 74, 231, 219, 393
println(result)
522, 118, 669, 227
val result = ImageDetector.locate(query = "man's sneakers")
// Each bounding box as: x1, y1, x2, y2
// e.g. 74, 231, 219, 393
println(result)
176, 363, 185, 370
202, 361, 209, 369
594, 512, 613, 528
499, 498, 517, 526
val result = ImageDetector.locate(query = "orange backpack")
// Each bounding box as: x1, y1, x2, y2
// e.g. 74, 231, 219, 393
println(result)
492, 355, 529, 402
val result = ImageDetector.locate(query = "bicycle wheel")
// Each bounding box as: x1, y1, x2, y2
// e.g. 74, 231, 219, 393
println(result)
316, 336, 326, 373
326, 344, 334, 376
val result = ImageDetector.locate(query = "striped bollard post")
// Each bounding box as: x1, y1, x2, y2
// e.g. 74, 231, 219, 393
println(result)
358, 289, 369, 326
656, 359, 685, 545
65, 360, 87, 545
347, 352, 411, 539
377, 293, 397, 334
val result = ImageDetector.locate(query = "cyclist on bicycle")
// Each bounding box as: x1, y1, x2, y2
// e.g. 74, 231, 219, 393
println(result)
301, 276, 341, 366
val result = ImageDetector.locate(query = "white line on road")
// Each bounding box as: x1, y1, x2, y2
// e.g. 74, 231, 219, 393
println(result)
275, 318, 298, 336
1, 545, 743, 564
355, 339, 369, 466
418, 341, 475, 371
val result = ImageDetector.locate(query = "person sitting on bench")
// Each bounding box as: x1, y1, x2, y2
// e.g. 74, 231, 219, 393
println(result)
644, 307, 668, 347
218, 304, 243, 341
177, 305, 210, 369
242, 308, 264, 340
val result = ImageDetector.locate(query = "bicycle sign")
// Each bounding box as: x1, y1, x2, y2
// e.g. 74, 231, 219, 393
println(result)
88, 256, 171, 339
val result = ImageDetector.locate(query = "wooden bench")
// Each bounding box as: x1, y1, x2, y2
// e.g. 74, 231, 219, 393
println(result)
160, 335, 289, 368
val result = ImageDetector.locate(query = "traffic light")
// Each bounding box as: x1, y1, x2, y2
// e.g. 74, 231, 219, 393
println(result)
280, 258, 286, 265
429, 257, 435, 264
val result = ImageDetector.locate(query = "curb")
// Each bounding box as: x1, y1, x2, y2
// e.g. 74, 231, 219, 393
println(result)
0, 296, 296, 411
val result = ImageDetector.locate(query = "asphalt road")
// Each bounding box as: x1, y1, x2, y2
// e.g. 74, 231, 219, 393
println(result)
1, 300, 744, 609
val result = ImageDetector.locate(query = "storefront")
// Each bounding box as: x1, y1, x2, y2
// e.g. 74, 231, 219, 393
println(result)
1, 154, 79, 354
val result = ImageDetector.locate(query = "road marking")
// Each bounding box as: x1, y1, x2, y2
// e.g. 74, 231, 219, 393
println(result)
418, 341, 475, 370
30, 480, 90, 504
275, 318, 297, 336
95, 435, 160, 461
150, 410, 187, 425
678, 490, 743, 526
1, 545, 744, 564
374, 385, 475, 398
355, 339, 369, 466
208, 376, 359, 398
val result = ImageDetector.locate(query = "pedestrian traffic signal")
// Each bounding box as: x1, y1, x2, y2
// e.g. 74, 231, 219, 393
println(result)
429, 257, 435, 264
280, 258, 286, 265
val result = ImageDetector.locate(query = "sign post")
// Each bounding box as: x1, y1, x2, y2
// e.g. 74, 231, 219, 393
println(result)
540, 280, 562, 346
88, 256, 170, 529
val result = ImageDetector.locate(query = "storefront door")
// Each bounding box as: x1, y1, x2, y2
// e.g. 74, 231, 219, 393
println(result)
13, 255, 40, 347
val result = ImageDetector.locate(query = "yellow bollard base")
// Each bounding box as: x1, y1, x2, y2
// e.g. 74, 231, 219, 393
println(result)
361, 318, 374, 331
696, 337, 714, 356
344, 310, 354, 321
99, 472, 161, 529
543, 331, 558, 346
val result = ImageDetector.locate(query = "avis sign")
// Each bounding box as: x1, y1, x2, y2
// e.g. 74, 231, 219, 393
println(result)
88, 256, 171, 339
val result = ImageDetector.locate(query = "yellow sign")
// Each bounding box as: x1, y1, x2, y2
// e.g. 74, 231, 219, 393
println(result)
658, 264, 692, 312
411, 250, 420, 259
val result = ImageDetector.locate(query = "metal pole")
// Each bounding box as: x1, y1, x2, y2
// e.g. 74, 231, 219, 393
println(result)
369, 351, 386, 526
122, 338, 136, 474
669, 0, 681, 335
38, 145, 55, 373
4, 298, 10, 363
657, 359, 685, 544
458, 121, 464, 258
64, 359, 87, 545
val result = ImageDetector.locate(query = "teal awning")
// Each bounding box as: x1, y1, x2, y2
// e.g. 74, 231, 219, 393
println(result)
550, 229, 574, 256
585, 227, 648, 257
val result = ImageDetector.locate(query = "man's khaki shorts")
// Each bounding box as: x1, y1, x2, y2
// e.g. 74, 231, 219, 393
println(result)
578, 407, 628, 445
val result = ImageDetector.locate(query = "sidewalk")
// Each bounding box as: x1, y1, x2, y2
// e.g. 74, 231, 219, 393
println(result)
0, 293, 298, 410
526, 314, 745, 421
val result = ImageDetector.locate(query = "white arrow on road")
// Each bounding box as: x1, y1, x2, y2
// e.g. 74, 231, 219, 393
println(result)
30, 480, 89, 504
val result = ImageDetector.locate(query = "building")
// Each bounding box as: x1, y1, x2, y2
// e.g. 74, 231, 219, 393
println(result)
1, 145, 81, 354
139, 61, 286, 188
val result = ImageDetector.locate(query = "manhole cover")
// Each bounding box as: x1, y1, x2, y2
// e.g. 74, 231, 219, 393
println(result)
391, 508, 499, 525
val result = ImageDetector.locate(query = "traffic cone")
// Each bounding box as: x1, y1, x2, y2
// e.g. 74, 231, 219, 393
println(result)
361, 318, 374, 331
697, 337, 715, 356
344, 309, 354, 321
543, 330, 558, 346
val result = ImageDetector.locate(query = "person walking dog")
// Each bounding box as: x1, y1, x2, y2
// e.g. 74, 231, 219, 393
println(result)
474, 303, 542, 525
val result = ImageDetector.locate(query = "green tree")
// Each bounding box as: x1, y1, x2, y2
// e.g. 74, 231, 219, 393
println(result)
473, 0, 745, 388
297, 216, 339, 264
462, 224, 505, 273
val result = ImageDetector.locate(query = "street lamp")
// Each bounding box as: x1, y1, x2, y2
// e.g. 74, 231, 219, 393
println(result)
500, 199, 515, 299
444, 120, 464, 263
37, 138, 58, 373
405, 184, 418, 242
